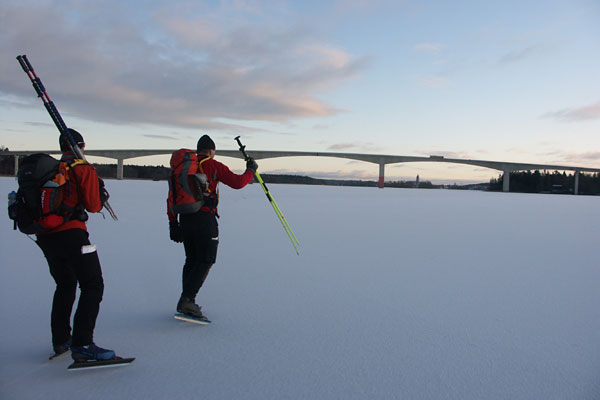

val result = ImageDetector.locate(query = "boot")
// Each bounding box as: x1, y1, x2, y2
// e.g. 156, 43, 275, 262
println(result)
177, 295, 206, 319
52, 336, 72, 356
71, 343, 115, 361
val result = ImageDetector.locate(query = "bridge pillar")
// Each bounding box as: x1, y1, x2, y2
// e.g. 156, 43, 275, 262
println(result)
378, 163, 385, 188
502, 170, 510, 192
117, 158, 124, 180
14, 155, 19, 177
574, 170, 580, 195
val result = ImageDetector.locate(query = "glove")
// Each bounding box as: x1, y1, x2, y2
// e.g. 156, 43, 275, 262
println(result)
98, 178, 110, 203
169, 220, 183, 243
246, 157, 258, 172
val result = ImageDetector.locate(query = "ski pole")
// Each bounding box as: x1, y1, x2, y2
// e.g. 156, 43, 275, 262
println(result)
17, 55, 117, 221
235, 136, 299, 255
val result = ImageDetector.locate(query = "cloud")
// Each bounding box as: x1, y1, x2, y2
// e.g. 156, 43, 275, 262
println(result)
414, 43, 444, 54
416, 150, 475, 159
23, 121, 54, 128
266, 167, 377, 180
326, 142, 383, 152
564, 151, 600, 162
544, 102, 600, 122
504, 147, 531, 155
417, 76, 449, 88
142, 134, 179, 140
0, 1, 366, 132
333, 0, 398, 15
544, 150, 600, 166
496, 46, 540, 65
0, 96, 32, 109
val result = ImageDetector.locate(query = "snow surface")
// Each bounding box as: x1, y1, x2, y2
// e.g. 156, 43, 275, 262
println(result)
1, 176, 600, 400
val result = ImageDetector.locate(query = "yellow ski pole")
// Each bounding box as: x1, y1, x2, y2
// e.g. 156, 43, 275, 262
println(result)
235, 136, 299, 255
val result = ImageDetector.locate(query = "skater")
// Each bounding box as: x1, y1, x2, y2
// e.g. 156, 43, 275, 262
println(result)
168, 134, 257, 321
36, 129, 116, 361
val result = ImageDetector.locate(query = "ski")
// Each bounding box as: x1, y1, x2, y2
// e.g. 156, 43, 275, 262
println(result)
67, 356, 135, 371
16, 54, 117, 220
174, 313, 211, 325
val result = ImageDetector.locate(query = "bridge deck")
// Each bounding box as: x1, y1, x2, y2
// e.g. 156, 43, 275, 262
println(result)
2, 149, 599, 193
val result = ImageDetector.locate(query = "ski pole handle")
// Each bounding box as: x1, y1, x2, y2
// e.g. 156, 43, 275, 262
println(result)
234, 136, 250, 161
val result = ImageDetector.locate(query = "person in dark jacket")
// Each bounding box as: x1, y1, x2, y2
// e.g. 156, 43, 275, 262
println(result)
168, 134, 257, 321
36, 129, 117, 361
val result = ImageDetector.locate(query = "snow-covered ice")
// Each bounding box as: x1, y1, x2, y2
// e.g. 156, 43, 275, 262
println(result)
1, 176, 599, 399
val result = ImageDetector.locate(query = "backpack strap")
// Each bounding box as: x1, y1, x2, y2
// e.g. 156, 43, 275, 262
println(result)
58, 158, 88, 220
198, 157, 214, 193
198, 157, 219, 211
170, 170, 178, 213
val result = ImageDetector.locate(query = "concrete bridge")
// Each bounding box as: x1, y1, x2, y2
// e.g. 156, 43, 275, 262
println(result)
2, 149, 600, 194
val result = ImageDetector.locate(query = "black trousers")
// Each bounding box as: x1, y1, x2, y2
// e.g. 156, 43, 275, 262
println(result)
36, 229, 104, 347
180, 211, 219, 300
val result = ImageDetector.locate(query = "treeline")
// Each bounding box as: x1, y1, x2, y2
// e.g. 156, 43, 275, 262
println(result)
386, 180, 437, 189
0, 152, 14, 175
92, 164, 169, 180
489, 171, 600, 195
0, 156, 171, 180
261, 174, 377, 187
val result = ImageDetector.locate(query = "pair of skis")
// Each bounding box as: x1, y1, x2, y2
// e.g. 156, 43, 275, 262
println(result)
16, 55, 118, 220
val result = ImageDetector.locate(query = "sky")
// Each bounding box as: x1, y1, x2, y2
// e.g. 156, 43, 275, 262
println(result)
1, 0, 599, 183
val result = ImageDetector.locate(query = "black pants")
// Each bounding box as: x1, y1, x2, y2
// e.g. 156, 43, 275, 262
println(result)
180, 211, 219, 300
36, 229, 104, 347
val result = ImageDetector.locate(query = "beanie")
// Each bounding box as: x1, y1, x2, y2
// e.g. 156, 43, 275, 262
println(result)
59, 128, 85, 151
197, 134, 216, 151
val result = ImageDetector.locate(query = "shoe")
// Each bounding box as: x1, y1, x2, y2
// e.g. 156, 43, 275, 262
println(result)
53, 337, 72, 355
177, 296, 206, 319
71, 343, 116, 361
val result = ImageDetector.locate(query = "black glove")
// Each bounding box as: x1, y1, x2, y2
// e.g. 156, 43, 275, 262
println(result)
169, 220, 183, 243
246, 157, 258, 172
98, 178, 110, 203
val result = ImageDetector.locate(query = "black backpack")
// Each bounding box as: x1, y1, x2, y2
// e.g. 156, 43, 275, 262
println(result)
8, 153, 81, 234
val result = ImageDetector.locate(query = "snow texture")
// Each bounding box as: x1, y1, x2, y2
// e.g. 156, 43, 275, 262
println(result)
1, 176, 599, 399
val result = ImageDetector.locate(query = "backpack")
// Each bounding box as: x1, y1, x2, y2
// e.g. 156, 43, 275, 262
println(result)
8, 153, 83, 234
167, 149, 214, 215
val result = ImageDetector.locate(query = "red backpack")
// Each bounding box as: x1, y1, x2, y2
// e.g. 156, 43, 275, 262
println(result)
8, 153, 85, 234
167, 149, 211, 215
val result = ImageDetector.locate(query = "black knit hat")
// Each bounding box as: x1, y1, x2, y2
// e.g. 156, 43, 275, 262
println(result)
59, 128, 85, 151
197, 134, 216, 151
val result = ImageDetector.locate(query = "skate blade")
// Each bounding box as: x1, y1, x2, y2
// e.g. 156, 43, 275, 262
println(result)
174, 313, 211, 325
49, 350, 70, 361
67, 357, 135, 370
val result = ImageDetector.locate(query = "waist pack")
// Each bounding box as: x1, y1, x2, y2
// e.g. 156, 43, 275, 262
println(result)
8, 153, 86, 234
168, 149, 215, 215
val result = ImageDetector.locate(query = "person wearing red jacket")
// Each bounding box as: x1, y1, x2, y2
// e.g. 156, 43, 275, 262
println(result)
168, 135, 257, 321
36, 129, 117, 361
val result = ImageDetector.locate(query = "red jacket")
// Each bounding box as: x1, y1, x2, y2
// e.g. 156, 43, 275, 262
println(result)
38, 153, 102, 235
167, 157, 254, 221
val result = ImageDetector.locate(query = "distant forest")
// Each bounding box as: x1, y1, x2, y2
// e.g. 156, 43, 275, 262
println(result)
489, 170, 600, 195
1, 153, 599, 195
